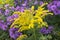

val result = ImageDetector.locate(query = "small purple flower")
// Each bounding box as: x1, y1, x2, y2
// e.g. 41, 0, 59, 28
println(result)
13, 14, 18, 18
15, 6, 25, 12
4, 9, 10, 16
9, 28, 22, 39
34, 1, 38, 5
7, 14, 18, 22
57, 2, 60, 7
0, 20, 8, 30
50, 5, 57, 11
40, 27, 47, 34
9, 6, 15, 11
40, 26, 53, 34
7, 16, 13, 21
39, 1, 43, 5
47, 1, 60, 15
0, 9, 3, 14
53, 9, 60, 15
21, 0, 27, 7
15, 6, 20, 11
22, 3, 27, 7
48, 26, 53, 30
14, 0, 19, 5
20, 7, 24, 12
6, 21, 11, 25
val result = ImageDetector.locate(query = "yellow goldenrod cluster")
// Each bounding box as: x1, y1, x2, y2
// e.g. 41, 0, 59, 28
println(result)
10, 3, 52, 32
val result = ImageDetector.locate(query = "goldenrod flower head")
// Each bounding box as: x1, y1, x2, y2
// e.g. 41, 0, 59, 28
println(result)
10, 3, 52, 32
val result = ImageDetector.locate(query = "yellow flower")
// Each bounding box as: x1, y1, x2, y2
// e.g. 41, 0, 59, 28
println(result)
31, 6, 34, 11
35, 7, 49, 17
16, 35, 27, 40
18, 26, 30, 32
29, 23, 34, 29
10, 3, 52, 32
13, 11, 22, 15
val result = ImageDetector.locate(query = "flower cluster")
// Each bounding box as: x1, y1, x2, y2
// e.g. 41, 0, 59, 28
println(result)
47, 1, 60, 15
0, 20, 8, 30
40, 26, 53, 34
10, 4, 49, 31
0, 0, 60, 40
10, 3, 53, 39
9, 28, 22, 39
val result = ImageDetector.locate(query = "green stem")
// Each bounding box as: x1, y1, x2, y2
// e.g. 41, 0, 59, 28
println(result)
33, 28, 36, 40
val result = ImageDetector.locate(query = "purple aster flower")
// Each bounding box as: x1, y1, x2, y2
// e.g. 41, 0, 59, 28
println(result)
47, 1, 60, 15
14, 0, 19, 5
7, 14, 18, 22
39, 1, 43, 5
15, 6, 20, 11
7, 16, 13, 21
1, 24, 7, 30
53, 9, 60, 15
0, 9, 3, 14
21, 0, 28, 7
40, 26, 53, 34
22, 3, 27, 7
20, 7, 24, 12
5, 21, 11, 25
34, 0, 38, 5
57, 2, 60, 7
40, 27, 47, 34
15, 6, 24, 12
0, 20, 8, 30
9, 28, 22, 39
9, 6, 15, 11
4, 9, 10, 16
50, 5, 57, 11
48, 26, 53, 31
13, 14, 18, 18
